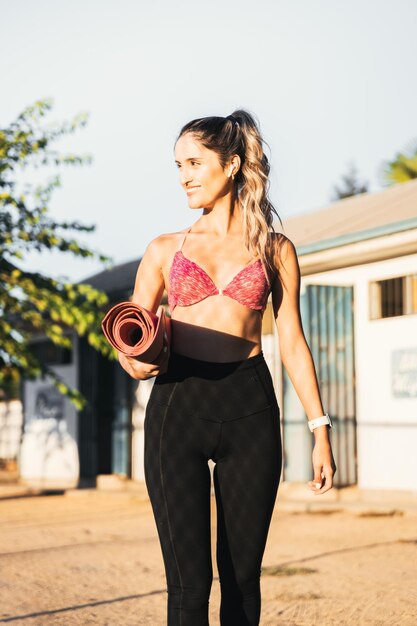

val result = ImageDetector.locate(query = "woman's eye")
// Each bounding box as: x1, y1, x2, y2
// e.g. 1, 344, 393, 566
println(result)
175, 161, 199, 168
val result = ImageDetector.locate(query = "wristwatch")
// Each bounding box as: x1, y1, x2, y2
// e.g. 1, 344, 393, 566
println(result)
308, 413, 332, 432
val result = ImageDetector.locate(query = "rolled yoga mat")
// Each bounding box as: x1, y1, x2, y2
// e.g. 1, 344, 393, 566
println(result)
101, 301, 171, 364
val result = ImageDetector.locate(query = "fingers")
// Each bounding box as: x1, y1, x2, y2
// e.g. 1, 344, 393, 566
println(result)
307, 467, 324, 494
117, 353, 155, 379
135, 356, 163, 378
307, 465, 335, 495
117, 344, 170, 379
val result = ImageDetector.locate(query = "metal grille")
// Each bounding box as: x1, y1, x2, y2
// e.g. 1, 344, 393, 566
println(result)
283, 284, 357, 487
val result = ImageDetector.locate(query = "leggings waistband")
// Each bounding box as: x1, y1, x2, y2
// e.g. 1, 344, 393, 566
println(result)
168, 350, 266, 378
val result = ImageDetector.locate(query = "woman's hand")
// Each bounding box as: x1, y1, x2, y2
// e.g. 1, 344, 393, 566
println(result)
307, 428, 337, 495
117, 333, 170, 380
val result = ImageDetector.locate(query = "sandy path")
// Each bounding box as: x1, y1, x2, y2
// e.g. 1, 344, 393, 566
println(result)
0, 490, 416, 625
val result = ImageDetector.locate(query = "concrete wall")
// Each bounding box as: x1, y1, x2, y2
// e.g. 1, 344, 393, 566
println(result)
0, 400, 23, 461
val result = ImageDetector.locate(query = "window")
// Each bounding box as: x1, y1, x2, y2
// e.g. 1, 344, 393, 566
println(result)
29, 338, 73, 365
370, 274, 417, 319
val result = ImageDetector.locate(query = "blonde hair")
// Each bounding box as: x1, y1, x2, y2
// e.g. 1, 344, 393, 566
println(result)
176, 109, 282, 277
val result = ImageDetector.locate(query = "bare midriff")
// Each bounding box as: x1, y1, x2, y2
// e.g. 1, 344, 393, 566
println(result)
169, 295, 264, 362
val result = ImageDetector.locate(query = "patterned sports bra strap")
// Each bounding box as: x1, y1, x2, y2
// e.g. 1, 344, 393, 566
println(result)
178, 227, 192, 251
261, 259, 271, 286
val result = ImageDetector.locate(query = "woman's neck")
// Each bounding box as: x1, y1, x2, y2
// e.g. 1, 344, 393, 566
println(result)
200, 195, 242, 237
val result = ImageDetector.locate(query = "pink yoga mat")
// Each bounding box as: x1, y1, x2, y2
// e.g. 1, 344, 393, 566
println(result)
101, 301, 170, 364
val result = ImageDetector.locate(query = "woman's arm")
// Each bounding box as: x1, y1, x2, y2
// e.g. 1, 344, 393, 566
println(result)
118, 235, 169, 380
131, 236, 166, 311
271, 235, 337, 494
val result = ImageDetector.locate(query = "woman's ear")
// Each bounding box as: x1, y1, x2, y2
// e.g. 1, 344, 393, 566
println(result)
232, 154, 241, 175
227, 154, 241, 178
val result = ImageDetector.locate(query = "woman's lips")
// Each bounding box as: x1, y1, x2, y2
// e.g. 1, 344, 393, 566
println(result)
186, 186, 201, 196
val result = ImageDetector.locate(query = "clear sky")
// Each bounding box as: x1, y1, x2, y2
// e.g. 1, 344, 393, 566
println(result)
2, 0, 417, 283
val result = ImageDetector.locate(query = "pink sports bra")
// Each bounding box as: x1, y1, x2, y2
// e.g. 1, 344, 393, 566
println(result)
168, 227, 272, 314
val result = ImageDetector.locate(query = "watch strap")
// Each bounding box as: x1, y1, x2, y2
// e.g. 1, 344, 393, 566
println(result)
308, 413, 332, 432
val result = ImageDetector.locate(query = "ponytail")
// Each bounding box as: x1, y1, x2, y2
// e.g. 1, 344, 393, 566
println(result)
176, 109, 282, 277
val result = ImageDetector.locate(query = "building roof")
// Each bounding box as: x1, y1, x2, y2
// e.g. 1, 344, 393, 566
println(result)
81, 258, 139, 299
279, 178, 417, 254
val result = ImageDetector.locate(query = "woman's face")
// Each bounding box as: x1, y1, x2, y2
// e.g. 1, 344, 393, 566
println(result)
174, 133, 231, 209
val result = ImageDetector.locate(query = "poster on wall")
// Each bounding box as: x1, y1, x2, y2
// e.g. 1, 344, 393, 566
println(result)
392, 348, 417, 398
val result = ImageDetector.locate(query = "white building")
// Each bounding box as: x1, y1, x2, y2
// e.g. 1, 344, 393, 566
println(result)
273, 178, 417, 492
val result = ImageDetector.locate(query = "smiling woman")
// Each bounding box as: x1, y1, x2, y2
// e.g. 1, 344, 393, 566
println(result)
116, 109, 336, 626
174, 113, 280, 277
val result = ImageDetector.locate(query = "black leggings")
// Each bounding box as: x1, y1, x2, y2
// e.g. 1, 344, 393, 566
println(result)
144, 350, 282, 626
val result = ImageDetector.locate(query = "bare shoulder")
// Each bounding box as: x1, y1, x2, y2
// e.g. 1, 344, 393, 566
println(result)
146, 228, 186, 257
270, 231, 299, 274
142, 227, 190, 264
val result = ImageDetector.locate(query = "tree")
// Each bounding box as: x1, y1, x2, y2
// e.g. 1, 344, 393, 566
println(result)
380, 139, 417, 185
0, 99, 115, 409
330, 161, 369, 201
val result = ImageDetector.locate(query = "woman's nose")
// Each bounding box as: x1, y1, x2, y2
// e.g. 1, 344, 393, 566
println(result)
179, 167, 193, 186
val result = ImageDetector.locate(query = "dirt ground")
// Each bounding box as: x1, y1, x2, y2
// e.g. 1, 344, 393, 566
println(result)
0, 487, 416, 626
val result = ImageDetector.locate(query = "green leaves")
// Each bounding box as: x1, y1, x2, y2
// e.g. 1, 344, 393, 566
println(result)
381, 139, 417, 186
0, 99, 115, 407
